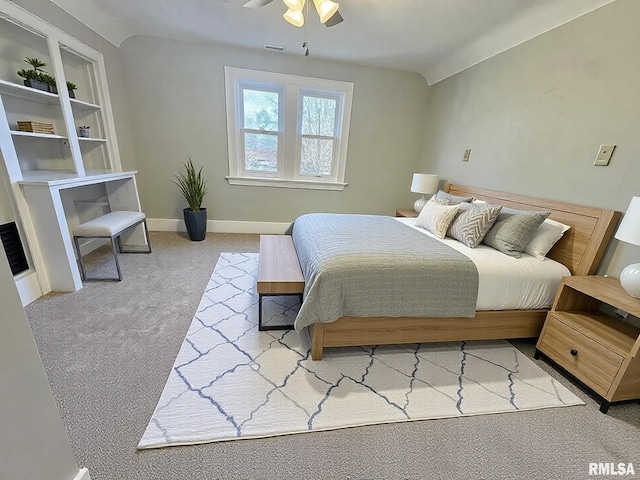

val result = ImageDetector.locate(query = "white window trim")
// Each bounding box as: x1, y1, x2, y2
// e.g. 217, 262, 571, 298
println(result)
224, 66, 353, 191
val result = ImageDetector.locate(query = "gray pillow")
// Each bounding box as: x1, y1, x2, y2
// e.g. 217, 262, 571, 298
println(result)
434, 190, 474, 205
447, 203, 503, 248
482, 207, 551, 258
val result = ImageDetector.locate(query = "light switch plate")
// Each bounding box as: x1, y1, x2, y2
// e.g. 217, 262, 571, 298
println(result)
594, 144, 616, 166
463, 148, 471, 162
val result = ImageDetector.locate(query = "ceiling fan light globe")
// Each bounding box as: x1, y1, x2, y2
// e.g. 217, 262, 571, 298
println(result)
313, 0, 339, 23
283, 0, 305, 10
283, 8, 305, 27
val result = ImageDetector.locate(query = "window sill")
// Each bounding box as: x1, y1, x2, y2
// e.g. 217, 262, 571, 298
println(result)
226, 176, 348, 191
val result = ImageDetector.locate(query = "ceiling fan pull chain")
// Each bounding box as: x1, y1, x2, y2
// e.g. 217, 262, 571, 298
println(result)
303, 0, 310, 56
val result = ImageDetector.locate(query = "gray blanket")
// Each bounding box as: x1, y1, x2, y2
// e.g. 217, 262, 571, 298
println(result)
287, 213, 479, 331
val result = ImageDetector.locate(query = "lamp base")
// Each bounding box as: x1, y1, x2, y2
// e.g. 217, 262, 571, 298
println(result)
620, 263, 640, 299
414, 195, 427, 213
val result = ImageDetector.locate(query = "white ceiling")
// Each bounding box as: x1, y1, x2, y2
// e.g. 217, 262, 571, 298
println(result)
50, 0, 615, 84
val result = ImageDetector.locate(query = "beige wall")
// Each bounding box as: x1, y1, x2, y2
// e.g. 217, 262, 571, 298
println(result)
0, 251, 81, 480
118, 36, 428, 222
420, 0, 640, 276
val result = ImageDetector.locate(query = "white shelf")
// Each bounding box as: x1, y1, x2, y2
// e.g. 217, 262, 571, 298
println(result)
0, 78, 59, 104
78, 137, 106, 143
70, 98, 101, 111
10, 130, 67, 140
19, 169, 136, 186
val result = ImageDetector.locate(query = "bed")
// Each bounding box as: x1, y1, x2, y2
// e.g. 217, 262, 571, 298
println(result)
289, 184, 621, 360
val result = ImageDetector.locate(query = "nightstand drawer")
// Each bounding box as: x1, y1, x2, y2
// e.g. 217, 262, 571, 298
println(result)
538, 316, 624, 396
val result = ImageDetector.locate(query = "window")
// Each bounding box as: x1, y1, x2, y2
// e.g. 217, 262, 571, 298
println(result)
225, 67, 353, 190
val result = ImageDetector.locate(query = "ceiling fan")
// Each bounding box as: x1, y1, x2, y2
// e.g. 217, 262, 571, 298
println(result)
243, 0, 344, 28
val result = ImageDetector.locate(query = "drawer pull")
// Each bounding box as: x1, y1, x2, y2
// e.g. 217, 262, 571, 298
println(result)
570, 349, 578, 356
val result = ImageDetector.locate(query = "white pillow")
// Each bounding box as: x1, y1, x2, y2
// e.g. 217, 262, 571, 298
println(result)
523, 218, 571, 260
415, 199, 461, 239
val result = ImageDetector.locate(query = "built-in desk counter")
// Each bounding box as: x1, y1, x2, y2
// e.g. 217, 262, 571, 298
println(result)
19, 170, 145, 293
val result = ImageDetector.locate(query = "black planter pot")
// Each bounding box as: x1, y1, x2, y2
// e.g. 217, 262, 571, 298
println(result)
23, 79, 49, 92
183, 208, 207, 241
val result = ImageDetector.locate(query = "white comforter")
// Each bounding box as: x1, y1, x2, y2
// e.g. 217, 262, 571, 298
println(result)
395, 217, 571, 310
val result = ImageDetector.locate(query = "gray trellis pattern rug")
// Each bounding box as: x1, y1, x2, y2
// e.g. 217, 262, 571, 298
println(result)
138, 253, 583, 449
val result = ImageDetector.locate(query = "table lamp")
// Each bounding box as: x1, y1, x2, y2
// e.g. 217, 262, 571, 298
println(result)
615, 196, 640, 298
411, 173, 439, 213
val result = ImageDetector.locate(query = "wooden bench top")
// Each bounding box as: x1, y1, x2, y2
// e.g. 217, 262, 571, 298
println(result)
257, 235, 304, 295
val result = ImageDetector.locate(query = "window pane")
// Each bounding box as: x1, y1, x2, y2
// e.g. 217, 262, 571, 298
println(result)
300, 137, 333, 176
244, 133, 278, 172
242, 89, 279, 131
301, 96, 336, 136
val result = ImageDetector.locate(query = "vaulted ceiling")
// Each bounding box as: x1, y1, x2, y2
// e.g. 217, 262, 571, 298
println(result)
51, 0, 615, 84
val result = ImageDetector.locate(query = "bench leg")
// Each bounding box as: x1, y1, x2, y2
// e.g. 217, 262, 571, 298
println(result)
257, 294, 299, 331
74, 236, 87, 281
74, 235, 122, 282
258, 294, 265, 331
118, 219, 152, 254
111, 237, 122, 281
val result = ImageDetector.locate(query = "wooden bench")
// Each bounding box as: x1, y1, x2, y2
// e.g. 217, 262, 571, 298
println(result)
257, 235, 304, 331
72, 210, 151, 282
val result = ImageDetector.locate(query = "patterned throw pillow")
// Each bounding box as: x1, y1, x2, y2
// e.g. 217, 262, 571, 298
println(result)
447, 203, 503, 248
415, 199, 461, 239
434, 190, 474, 205
482, 207, 551, 258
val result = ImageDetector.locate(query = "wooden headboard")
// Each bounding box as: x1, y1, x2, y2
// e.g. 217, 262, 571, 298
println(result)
446, 184, 621, 276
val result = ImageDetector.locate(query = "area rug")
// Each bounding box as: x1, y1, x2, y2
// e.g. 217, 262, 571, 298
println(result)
138, 253, 583, 449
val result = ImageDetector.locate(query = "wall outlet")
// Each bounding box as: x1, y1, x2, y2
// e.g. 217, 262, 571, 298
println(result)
463, 148, 471, 162
594, 144, 615, 166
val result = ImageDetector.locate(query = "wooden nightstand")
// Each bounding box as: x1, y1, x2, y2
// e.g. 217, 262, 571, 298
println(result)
535, 276, 640, 413
395, 209, 418, 218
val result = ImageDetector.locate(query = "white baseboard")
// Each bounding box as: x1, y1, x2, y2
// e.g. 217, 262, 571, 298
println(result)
14, 270, 42, 306
73, 467, 91, 480
78, 238, 109, 256
147, 218, 291, 235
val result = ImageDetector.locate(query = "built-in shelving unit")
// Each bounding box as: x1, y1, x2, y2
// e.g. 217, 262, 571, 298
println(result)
0, 0, 143, 304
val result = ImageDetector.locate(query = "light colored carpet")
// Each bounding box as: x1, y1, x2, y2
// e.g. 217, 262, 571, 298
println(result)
139, 253, 582, 449
24, 232, 640, 480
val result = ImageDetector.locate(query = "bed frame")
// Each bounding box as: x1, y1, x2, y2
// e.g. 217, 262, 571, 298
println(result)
308, 184, 621, 360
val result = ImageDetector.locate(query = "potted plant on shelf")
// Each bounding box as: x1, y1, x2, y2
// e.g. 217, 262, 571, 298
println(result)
16, 57, 48, 92
172, 158, 209, 242
78, 125, 90, 137
66, 81, 77, 98
41, 73, 58, 94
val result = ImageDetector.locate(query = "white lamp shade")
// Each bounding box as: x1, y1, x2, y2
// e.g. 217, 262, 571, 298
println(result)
410, 173, 439, 195
313, 0, 339, 23
615, 196, 640, 246
283, 8, 304, 26
284, 0, 305, 9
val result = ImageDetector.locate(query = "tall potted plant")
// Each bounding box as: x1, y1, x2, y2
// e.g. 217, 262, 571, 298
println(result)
172, 158, 209, 241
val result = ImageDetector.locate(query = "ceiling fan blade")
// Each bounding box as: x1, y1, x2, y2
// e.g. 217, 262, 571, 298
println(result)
243, 0, 274, 8
324, 10, 343, 27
